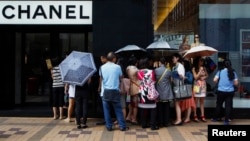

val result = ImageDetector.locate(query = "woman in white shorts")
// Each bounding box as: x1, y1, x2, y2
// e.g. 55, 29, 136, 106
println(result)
64, 84, 75, 122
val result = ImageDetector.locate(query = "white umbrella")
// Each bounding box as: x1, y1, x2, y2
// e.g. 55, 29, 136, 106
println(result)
115, 45, 146, 53
115, 45, 148, 58
146, 40, 171, 50
146, 40, 178, 56
183, 45, 218, 59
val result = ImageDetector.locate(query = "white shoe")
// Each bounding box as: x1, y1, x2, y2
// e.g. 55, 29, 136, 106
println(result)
64, 118, 71, 123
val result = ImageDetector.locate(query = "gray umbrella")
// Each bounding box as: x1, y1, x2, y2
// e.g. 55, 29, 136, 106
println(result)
59, 51, 97, 86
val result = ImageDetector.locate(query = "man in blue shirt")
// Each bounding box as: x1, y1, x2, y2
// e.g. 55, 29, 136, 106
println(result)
99, 52, 129, 131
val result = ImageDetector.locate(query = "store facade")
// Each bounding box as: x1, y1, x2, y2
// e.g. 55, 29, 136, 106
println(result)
0, 0, 249, 118
0, 0, 153, 117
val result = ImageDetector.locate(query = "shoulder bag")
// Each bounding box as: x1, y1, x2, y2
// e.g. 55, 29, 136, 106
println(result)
129, 80, 140, 96
157, 69, 168, 84
120, 78, 130, 95
173, 79, 192, 100
214, 71, 221, 94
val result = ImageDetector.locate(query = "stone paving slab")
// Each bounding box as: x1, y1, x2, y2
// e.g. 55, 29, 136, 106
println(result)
0, 117, 250, 141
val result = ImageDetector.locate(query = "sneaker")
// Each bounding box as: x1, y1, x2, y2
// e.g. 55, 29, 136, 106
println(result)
224, 121, 229, 125
211, 118, 218, 122
64, 118, 74, 123
151, 126, 159, 130
120, 127, 129, 131
82, 124, 88, 128
106, 127, 113, 131
77, 125, 81, 129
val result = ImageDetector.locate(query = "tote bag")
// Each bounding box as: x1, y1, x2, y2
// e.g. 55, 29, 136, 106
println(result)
120, 78, 130, 95
173, 79, 192, 100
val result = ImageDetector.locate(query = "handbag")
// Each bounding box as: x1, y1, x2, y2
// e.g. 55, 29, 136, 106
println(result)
204, 57, 217, 74
120, 78, 130, 95
193, 80, 201, 94
214, 71, 221, 94
173, 79, 192, 100
129, 80, 140, 96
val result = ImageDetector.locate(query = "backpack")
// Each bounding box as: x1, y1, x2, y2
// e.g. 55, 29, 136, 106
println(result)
185, 71, 193, 84
204, 57, 217, 74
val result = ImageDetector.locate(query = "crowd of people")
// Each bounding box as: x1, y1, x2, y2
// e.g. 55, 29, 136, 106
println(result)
49, 34, 239, 131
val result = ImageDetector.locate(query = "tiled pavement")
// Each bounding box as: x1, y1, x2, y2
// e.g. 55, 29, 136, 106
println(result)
0, 117, 250, 141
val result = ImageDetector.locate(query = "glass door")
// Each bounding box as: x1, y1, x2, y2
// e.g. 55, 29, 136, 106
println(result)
24, 33, 51, 104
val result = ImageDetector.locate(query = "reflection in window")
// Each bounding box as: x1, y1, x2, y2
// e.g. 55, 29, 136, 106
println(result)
241, 31, 250, 77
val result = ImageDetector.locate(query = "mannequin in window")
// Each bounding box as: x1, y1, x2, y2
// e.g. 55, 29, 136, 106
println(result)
179, 35, 191, 55
191, 34, 205, 48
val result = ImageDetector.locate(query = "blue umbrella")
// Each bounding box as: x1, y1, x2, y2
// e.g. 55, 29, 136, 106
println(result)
59, 51, 97, 86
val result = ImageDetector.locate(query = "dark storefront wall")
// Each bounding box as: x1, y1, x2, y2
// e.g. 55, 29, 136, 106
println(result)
0, 29, 15, 109
92, 0, 153, 57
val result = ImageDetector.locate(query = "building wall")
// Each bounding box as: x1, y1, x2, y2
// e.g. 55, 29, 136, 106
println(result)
93, 0, 153, 57
0, 28, 15, 109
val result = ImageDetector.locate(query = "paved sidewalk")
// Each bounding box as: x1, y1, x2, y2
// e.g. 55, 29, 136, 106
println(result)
0, 117, 250, 141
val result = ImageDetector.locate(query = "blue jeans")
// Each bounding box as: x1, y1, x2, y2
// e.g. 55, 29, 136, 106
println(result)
102, 100, 126, 129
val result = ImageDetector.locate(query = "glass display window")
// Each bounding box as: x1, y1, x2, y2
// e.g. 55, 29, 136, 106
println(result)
240, 30, 250, 82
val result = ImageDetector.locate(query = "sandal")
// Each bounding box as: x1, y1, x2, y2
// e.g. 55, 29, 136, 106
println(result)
113, 120, 118, 125
125, 118, 131, 123
53, 116, 59, 120
193, 116, 199, 122
131, 120, 138, 125
200, 116, 207, 122
183, 120, 190, 124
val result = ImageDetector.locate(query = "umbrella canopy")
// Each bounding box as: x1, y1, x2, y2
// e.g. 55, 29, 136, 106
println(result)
146, 40, 172, 50
115, 45, 148, 58
115, 45, 146, 53
59, 51, 97, 86
183, 45, 218, 59
146, 40, 178, 56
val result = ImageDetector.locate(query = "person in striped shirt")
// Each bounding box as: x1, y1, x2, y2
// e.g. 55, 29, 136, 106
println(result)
51, 57, 65, 120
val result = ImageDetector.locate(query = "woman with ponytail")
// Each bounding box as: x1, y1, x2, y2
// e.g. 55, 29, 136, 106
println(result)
211, 59, 239, 125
